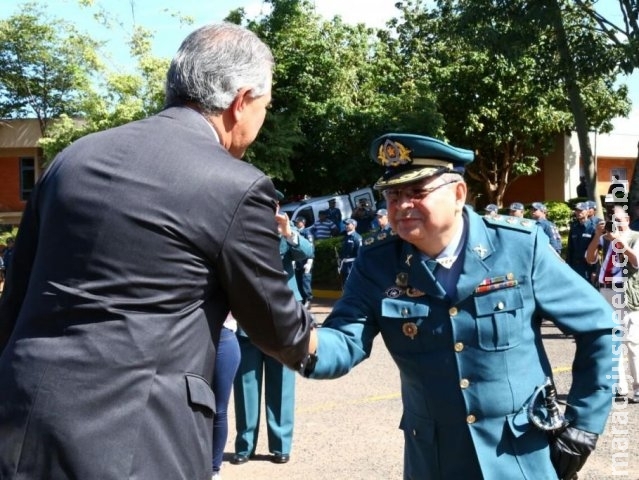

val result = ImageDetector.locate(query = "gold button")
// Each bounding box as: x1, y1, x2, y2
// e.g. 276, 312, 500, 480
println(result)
496, 301, 505, 310
454, 342, 464, 352
449, 307, 458, 316
460, 378, 470, 388
466, 414, 476, 424
401, 307, 409, 317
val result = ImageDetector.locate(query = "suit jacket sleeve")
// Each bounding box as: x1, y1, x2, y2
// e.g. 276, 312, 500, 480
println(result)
218, 176, 313, 370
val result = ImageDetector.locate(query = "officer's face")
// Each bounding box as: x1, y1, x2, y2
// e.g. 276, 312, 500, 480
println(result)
385, 175, 466, 253
574, 208, 588, 223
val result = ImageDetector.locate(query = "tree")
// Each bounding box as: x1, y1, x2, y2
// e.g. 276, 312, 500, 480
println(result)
39, 2, 175, 163
388, 0, 629, 207
233, 0, 442, 196
574, 0, 639, 73
0, 2, 102, 135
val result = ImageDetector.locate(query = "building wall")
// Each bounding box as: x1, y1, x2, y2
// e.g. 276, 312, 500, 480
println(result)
0, 155, 26, 212
502, 135, 567, 206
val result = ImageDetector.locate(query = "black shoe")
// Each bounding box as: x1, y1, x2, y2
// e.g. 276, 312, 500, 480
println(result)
271, 453, 290, 464
230, 454, 249, 465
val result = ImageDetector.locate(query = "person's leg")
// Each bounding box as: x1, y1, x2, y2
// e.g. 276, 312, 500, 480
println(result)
626, 310, 639, 400
302, 271, 313, 303
294, 267, 306, 303
602, 288, 629, 394
263, 354, 295, 457
212, 328, 241, 472
233, 336, 264, 458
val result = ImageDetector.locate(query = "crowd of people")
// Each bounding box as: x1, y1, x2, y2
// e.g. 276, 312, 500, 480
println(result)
0, 20, 633, 480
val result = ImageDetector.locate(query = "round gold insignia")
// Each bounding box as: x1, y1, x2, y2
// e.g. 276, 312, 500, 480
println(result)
402, 322, 418, 340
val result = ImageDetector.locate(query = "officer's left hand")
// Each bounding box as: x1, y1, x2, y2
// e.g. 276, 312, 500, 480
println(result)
549, 426, 598, 480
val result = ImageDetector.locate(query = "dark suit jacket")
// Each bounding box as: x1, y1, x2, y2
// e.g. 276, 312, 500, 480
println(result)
0, 107, 313, 479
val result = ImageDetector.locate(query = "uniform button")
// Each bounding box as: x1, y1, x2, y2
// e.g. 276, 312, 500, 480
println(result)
412, 429, 417, 436
454, 342, 464, 352
466, 414, 476, 424
460, 378, 470, 389
449, 307, 458, 316
496, 301, 505, 310
401, 307, 409, 317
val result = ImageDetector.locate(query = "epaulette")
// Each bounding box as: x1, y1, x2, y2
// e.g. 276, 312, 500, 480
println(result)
482, 214, 536, 233
362, 229, 401, 249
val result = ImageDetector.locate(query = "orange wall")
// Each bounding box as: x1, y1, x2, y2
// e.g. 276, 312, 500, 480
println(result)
595, 156, 635, 197
0, 157, 26, 211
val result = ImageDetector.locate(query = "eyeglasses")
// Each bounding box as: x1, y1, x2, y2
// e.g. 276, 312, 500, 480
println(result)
383, 180, 459, 204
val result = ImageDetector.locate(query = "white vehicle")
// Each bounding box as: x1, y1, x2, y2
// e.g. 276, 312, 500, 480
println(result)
280, 187, 377, 232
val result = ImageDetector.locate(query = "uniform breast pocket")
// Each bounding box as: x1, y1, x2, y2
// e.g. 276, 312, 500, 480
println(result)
473, 288, 524, 351
380, 298, 441, 353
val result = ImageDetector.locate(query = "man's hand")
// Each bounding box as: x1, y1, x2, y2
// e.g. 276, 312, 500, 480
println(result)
549, 426, 598, 480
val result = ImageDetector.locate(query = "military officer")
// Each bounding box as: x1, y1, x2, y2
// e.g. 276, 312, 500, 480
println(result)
300, 133, 614, 479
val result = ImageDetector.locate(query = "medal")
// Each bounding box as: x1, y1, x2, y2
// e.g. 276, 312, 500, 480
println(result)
402, 322, 418, 340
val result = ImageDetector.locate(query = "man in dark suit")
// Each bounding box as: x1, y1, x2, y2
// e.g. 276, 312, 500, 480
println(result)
0, 23, 314, 480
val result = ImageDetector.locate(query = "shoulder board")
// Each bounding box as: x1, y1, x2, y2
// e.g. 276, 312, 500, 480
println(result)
362, 229, 401, 249
482, 214, 536, 233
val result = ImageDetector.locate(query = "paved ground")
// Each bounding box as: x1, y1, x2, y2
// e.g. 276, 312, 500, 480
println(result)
219, 297, 639, 480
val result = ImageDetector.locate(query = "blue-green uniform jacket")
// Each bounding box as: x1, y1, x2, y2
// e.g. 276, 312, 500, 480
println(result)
310, 206, 614, 480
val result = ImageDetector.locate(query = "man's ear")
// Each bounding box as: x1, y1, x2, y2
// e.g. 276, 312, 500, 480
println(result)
230, 88, 252, 120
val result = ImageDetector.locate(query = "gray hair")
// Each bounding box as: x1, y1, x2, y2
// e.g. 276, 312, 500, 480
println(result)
164, 23, 274, 115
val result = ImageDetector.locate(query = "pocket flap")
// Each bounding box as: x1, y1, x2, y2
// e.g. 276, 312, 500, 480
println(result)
399, 410, 435, 444
506, 410, 532, 439
185, 374, 216, 413
382, 299, 430, 318
474, 287, 523, 316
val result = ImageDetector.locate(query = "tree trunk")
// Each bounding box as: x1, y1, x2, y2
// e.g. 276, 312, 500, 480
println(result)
547, 0, 599, 214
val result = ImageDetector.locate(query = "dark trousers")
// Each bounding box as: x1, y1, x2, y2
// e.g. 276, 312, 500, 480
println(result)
212, 327, 241, 472
294, 267, 313, 303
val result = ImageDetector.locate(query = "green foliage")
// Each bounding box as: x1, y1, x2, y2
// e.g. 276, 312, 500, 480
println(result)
310, 237, 343, 290
0, 2, 103, 133
0, 227, 18, 246
544, 201, 573, 231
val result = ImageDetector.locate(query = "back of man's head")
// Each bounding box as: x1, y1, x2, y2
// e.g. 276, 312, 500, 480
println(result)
164, 23, 274, 115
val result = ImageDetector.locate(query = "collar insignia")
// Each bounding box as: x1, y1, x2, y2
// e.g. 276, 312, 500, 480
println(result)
473, 244, 488, 258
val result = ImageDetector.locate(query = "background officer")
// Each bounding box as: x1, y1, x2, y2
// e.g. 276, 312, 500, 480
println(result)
530, 202, 563, 254
232, 198, 314, 466
301, 133, 614, 480
338, 218, 362, 288
509, 202, 525, 217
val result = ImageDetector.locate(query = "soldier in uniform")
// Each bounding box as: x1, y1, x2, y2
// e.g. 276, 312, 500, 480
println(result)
300, 133, 614, 479
530, 202, 563, 254
566, 202, 597, 283
509, 202, 525, 217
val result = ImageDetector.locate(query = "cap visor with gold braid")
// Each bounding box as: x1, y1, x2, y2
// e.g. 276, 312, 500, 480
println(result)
370, 133, 474, 190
